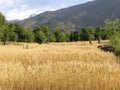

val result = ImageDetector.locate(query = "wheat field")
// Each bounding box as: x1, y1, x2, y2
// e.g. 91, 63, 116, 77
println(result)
0, 41, 120, 90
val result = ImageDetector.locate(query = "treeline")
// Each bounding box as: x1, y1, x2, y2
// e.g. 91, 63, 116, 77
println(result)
1, 12, 120, 55
0, 12, 113, 44
0, 22, 109, 44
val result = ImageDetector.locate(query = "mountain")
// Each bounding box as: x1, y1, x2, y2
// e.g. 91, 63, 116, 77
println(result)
19, 0, 120, 31
28, 13, 37, 18
10, 19, 20, 23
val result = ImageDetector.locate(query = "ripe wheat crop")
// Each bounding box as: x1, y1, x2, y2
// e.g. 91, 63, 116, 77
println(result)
0, 41, 119, 90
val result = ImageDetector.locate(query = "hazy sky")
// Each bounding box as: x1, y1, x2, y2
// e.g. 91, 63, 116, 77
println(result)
0, 0, 93, 20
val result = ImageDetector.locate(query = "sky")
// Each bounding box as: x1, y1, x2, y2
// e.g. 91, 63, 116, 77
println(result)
0, 0, 93, 21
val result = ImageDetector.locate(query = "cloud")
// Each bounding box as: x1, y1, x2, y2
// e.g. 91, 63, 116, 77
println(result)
1, 0, 93, 20
6, 5, 37, 20
21, 5, 28, 8
0, 0, 14, 8
0, 0, 22, 16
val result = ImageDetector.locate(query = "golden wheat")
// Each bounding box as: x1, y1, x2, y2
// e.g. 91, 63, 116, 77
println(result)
0, 41, 119, 90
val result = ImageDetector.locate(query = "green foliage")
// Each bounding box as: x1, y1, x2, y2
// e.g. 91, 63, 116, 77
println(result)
54, 29, 68, 42
104, 19, 120, 39
66, 32, 71, 42
110, 32, 120, 48
81, 26, 95, 44
81, 28, 88, 41
95, 27, 103, 43
23, 28, 35, 42
110, 32, 120, 55
35, 31, 47, 43
14, 23, 25, 42
2, 27, 9, 45
34, 26, 56, 43
69, 31, 81, 42
107, 19, 120, 56
9, 32, 18, 42
0, 12, 5, 30
0, 12, 6, 42
13, 24, 35, 42
7, 23, 18, 42
47, 33, 56, 42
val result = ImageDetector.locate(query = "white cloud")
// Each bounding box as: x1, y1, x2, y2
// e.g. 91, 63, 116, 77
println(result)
6, 7, 37, 20
0, 0, 93, 20
39, 6, 55, 13
6, 5, 56, 20
21, 5, 28, 8
0, 0, 14, 7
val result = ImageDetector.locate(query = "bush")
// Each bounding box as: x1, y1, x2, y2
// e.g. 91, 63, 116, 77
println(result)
110, 32, 120, 56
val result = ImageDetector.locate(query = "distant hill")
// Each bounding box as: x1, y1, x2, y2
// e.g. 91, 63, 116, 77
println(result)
18, 0, 120, 31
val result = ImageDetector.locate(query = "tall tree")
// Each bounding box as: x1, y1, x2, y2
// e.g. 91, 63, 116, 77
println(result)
104, 18, 120, 39
54, 29, 68, 42
81, 26, 95, 44
106, 19, 120, 55
0, 12, 6, 43
69, 31, 81, 42
14, 23, 27, 42
95, 27, 103, 43
2, 25, 9, 45
34, 26, 55, 43
35, 31, 47, 43
7, 23, 18, 42
23, 28, 35, 42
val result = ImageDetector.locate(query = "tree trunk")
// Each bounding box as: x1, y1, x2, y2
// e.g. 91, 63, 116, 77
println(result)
89, 38, 92, 44
3, 41, 6, 45
98, 37, 101, 44
98, 39, 101, 44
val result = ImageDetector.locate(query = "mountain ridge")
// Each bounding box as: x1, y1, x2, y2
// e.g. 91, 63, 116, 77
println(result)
18, 0, 120, 31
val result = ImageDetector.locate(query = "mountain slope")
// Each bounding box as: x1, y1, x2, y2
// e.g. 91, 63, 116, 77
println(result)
19, 0, 120, 31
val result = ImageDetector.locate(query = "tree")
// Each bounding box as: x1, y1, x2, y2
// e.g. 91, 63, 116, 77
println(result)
9, 31, 18, 42
100, 28, 108, 40
14, 23, 25, 42
1, 23, 19, 44
54, 29, 68, 42
110, 32, 120, 55
69, 31, 74, 41
47, 33, 56, 42
34, 26, 55, 43
73, 31, 81, 41
81, 26, 95, 44
0, 13, 5, 28
69, 31, 81, 42
0, 12, 6, 42
66, 32, 71, 42
81, 28, 88, 41
104, 18, 120, 39
106, 19, 120, 56
95, 27, 103, 43
35, 31, 47, 43
24, 28, 35, 42
7, 23, 18, 42
2, 26, 9, 45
